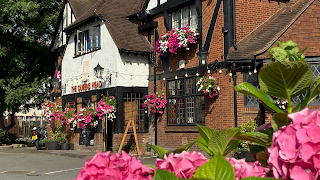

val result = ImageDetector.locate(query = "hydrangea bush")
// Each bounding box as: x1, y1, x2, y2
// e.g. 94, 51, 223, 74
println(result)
196, 76, 220, 98
142, 92, 167, 114
155, 24, 199, 55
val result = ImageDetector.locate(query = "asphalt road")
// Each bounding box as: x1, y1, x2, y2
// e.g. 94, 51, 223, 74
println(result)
0, 147, 86, 180
0, 147, 157, 180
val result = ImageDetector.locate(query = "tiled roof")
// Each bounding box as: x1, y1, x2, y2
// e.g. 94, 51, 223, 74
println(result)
227, 0, 314, 60
67, 0, 152, 53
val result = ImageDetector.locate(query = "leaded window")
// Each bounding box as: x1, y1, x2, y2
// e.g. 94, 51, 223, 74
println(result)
244, 71, 259, 107
171, 4, 198, 30
167, 77, 205, 125
123, 93, 145, 132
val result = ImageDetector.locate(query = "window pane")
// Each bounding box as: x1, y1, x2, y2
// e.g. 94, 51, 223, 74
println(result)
181, 6, 189, 27
186, 97, 195, 123
123, 93, 144, 132
186, 78, 194, 94
168, 81, 176, 96
172, 11, 180, 30
196, 96, 205, 124
177, 79, 184, 95
177, 98, 185, 124
168, 98, 177, 125
190, 4, 198, 29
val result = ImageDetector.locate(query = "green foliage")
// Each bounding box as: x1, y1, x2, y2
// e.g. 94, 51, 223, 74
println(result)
208, 127, 241, 156
271, 113, 291, 131
269, 40, 305, 62
148, 141, 196, 159
258, 61, 312, 112
196, 124, 215, 156
0, 0, 62, 131
240, 177, 278, 180
0, 130, 4, 144
153, 170, 179, 180
233, 82, 282, 113
194, 154, 235, 180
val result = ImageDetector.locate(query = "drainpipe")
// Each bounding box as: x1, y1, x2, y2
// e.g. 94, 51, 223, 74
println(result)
232, 63, 238, 127
232, 0, 236, 49
153, 27, 158, 145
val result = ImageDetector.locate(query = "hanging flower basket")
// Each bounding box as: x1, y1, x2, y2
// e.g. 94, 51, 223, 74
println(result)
96, 95, 117, 121
155, 24, 199, 55
77, 106, 98, 129
196, 76, 220, 98
142, 92, 167, 114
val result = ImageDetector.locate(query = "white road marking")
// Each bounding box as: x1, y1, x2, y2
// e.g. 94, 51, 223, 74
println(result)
44, 168, 82, 175
0, 152, 24, 154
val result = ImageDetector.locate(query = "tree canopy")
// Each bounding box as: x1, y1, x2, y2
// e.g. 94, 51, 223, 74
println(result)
0, 0, 63, 131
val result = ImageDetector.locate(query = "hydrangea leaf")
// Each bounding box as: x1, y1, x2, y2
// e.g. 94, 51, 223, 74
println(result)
153, 170, 179, 180
256, 150, 269, 167
233, 82, 282, 113
208, 127, 241, 156
194, 154, 235, 180
197, 124, 215, 144
147, 144, 168, 159
259, 61, 312, 100
271, 112, 291, 132
249, 144, 266, 154
233, 132, 269, 147
309, 76, 320, 104
196, 136, 214, 156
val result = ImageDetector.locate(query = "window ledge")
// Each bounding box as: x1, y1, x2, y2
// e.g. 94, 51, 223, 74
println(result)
165, 125, 198, 133
73, 47, 101, 58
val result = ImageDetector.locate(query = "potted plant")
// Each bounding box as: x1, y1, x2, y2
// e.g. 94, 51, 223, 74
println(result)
60, 137, 69, 150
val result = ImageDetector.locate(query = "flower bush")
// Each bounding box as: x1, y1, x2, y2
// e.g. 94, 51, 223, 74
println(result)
41, 99, 63, 121
74, 151, 154, 180
61, 107, 77, 131
196, 76, 220, 98
155, 151, 208, 178
268, 108, 320, 180
54, 70, 61, 81
155, 24, 199, 55
142, 92, 167, 114
96, 95, 117, 121
77, 106, 98, 129
226, 157, 269, 179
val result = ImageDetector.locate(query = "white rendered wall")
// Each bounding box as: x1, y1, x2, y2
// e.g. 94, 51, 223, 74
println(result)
146, 0, 168, 11
61, 22, 149, 96
52, 2, 75, 50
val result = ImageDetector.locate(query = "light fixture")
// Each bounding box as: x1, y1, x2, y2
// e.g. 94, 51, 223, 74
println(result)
51, 77, 59, 88
175, 75, 178, 79
207, 69, 211, 73
115, 72, 118, 80
185, 73, 188, 77
229, 72, 232, 76
163, 77, 166, 80
94, 63, 104, 79
219, 68, 222, 74
254, 68, 257, 74
249, 71, 252, 75
196, 72, 199, 76
197, 48, 209, 65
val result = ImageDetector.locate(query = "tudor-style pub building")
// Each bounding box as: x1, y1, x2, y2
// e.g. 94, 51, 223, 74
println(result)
51, 0, 320, 153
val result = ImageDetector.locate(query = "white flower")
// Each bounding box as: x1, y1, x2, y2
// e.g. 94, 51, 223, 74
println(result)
217, 86, 220, 91
186, 48, 190, 50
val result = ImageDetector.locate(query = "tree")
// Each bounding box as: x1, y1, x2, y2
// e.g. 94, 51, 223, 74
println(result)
0, 0, 63, 132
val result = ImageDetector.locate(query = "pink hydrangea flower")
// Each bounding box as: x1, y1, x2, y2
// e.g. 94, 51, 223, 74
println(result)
155, 151, 208, 178
226, 157, 269, 180
268, 108, 320, 179
74, 151, 154, 180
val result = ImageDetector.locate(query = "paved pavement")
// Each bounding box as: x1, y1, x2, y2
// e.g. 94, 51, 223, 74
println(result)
0, 144, 157, 165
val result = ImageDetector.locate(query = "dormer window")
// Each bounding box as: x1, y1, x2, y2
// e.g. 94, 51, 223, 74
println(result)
75, 25, 101, 56
171, 4, 198, 30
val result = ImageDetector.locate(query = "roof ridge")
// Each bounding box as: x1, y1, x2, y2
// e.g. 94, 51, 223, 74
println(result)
227, 0, 315, 60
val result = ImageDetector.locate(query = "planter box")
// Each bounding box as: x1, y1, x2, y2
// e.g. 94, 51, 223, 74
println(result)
61, 143, 69, 150
45, 141, 60, 150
